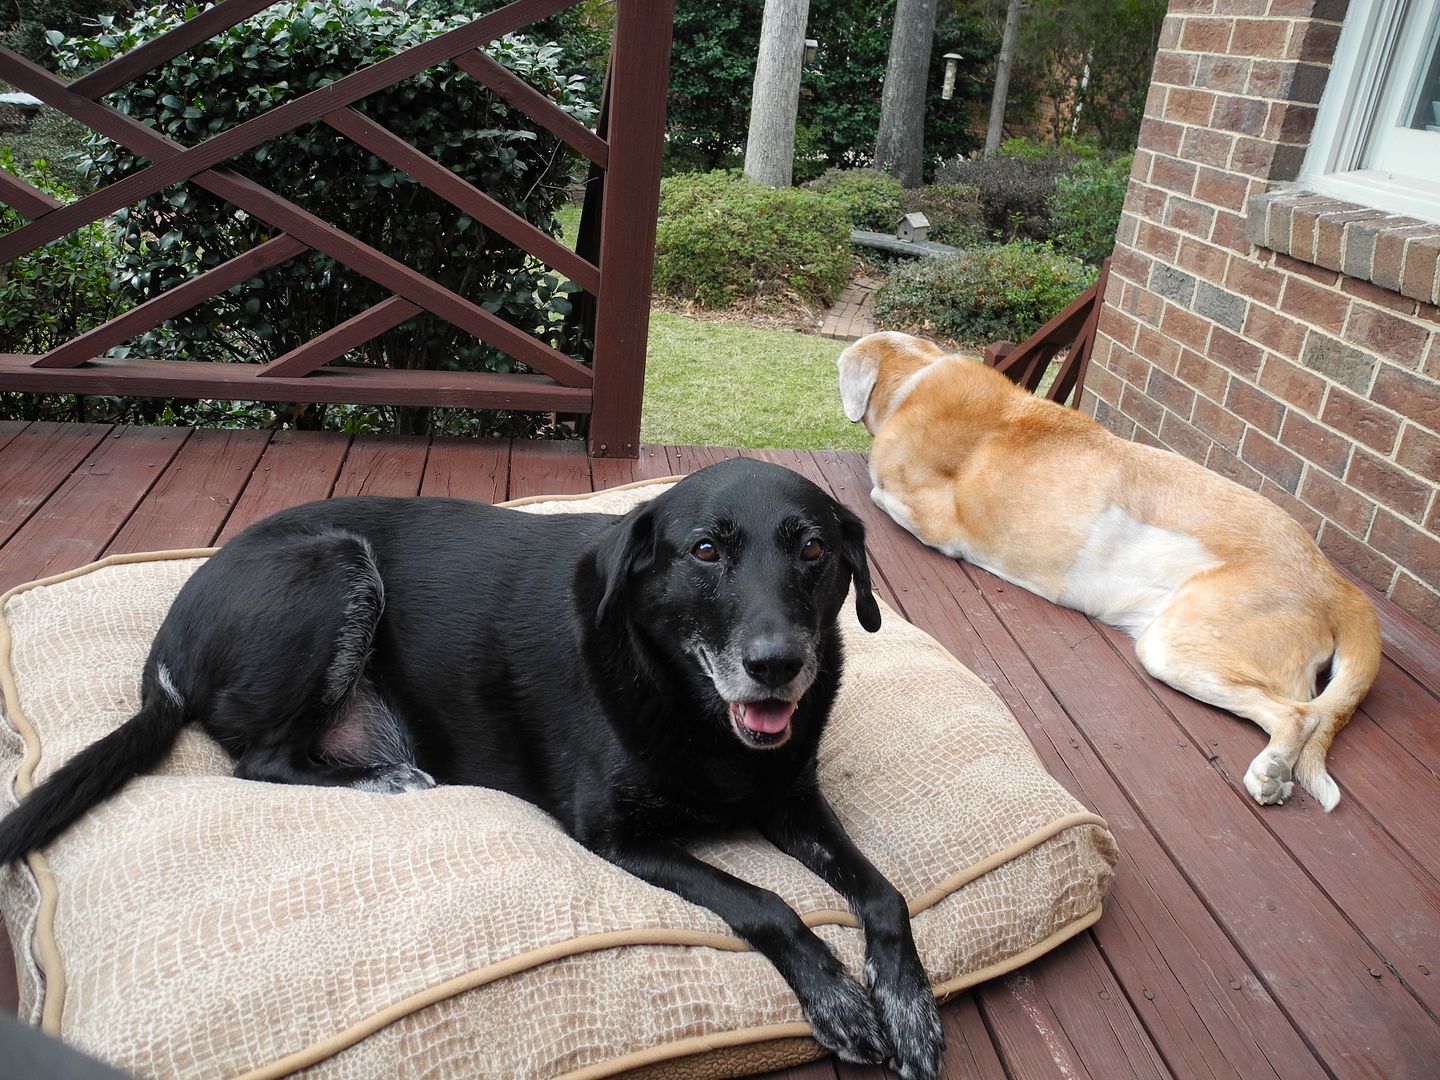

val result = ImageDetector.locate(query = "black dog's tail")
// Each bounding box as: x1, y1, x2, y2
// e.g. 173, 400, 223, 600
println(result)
0, 693, 187, 863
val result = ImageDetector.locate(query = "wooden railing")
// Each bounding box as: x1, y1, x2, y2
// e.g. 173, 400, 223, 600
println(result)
984, 256, 1112, 409
0, 0, 674, 457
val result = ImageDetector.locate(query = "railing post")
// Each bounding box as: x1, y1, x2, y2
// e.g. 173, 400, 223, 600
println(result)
587, 0, 675, 459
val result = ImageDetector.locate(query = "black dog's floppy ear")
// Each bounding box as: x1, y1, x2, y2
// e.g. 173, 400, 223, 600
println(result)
838, 505, 882, 632
593, 503, 658, 625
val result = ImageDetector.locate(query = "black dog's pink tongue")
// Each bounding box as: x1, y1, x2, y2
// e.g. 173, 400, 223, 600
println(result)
734, 700, 796, 734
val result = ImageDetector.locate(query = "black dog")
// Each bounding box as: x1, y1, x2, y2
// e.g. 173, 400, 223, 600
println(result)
0, 458, 942, 1078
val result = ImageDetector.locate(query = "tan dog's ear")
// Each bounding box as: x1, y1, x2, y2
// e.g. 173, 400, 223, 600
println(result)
837, 346, 879, 423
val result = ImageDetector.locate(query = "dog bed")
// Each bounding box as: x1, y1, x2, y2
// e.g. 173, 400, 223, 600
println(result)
0, 478, 1116, 1079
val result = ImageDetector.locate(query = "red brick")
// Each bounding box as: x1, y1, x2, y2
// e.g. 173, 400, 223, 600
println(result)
1347, 450, 1433, 521
1135, 323, 1183, 370
1177, 347, 1231, 401
1390, 573, 1440, 633
1092, 397, 1138, 440
1320, 388, 1402, 453
1281, 276, 1347, 334
1247, 59, 1297, 99
1225, 378, 1286, 435
1212, 94, 1270, 137
1243, 305, 1307, 357
1133, 425, 1168, 449
1275, 250, 1340, 286
1122, 382, 1166, 433
1153, 51, 1200, 87
1401, 236, 1440, 305
1182, 17, 1235, 52
1371, 364, 1440, 436
1241, 428, 1304, 492
1295, 20, 1343, 64
1206, 444, 1265, 491
1339, 275, 1420, 316
1259, 354, 1327, 414
1260, 478, 1324, 537
1314, 209, 1388, 274
1158, 17, 1183, 50
1181, 128, 1237, 171
1230, 136, 1279, 178
1124, 181, 1170, 221
1138, 119, 1185, 157
1343, 304, 1430, 366
1266, 102, 1317, 143
1224, 257, 1285, 305
1161, 304, 1213, 351
1230, 18, 1290, 57
1136, 220, 1183, 262
1149, 367, 1197, 419
1152, 156, 1199, 195
1395, 424, 1440, 479
1086, 364, 1125, 408
1166, 198, 1219, 240
1300, 470, 1377, 539
1196, 54, 1252, 94
1373, 224, 1440, 293
1178, 237, 1230, 284
1286, 198, 1354, 264
1213, 209, 1251, 252
1208, 325, 1265, 378
1193, 167, 1249, 212
1279, 410, 1351, 476
1097, 307, 1140, 352
1369, 509, 1440, 584
1426, 336, 1440, 379
1318, 522, 1398, 593
1193, 396, 1248, 452
1159, 409, 1214, 464
1166, 87, 1216, 126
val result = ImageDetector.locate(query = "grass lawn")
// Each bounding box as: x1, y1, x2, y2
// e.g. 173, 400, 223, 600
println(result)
553, 200, 867, 451
641, 313, 869, 451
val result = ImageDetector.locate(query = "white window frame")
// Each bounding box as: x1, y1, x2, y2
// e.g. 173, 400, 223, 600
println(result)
1300, 0, 1440, 224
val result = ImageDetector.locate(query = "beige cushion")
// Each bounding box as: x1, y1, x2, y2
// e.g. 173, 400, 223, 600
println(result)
0, 479, 1116, 1079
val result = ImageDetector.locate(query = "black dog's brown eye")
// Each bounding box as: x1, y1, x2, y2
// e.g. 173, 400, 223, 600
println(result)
800, 538, 825, 561
691, 539, 719, 563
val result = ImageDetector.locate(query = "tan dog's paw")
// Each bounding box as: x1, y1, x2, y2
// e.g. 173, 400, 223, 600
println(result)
1244, 750, 1294, 805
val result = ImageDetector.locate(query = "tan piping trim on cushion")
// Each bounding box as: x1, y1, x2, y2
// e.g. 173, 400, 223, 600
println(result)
0, 513, 1110, 1075
496, 477, 687, 509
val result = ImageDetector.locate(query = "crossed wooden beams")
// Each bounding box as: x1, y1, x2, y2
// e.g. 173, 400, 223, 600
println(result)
0, 0, 603, 405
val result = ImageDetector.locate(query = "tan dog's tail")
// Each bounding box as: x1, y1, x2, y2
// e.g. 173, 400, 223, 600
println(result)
1294, 584, 1383, 812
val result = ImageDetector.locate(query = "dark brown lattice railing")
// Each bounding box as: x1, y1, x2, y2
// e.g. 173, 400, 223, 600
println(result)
0, 0, 674, 457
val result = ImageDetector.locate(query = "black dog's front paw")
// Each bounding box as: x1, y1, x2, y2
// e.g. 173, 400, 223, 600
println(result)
866, 950, 942, 1080
796, 956, 889, 1066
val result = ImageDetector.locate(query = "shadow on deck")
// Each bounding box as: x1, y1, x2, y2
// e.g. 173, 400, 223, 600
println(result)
0, 423, 1436, 1079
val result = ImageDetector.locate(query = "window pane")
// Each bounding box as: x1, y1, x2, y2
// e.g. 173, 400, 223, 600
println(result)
1406, 14, 1440, 131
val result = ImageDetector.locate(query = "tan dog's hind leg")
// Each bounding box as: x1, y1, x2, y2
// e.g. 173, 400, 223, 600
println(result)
1134, 571, 1338, 808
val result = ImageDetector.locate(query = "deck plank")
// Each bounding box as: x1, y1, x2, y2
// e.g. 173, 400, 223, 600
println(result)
589, 444, 678, 490
506, 439, 593, 500
105, 428, 271, 554
961, 563, 1440, 1076
421, 437, 511, 503
0, 422, 112, 551
214, 430, 352, 542
0, 425, 189, 590
332, 433, 429, 498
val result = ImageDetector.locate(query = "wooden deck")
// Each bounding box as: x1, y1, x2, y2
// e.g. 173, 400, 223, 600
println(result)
1, 422, 1438, 1079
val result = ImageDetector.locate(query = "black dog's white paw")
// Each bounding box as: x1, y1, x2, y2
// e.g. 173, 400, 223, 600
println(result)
867, 953, 943, 1080
798, 962, 889, 1066
356, 764, 436, 794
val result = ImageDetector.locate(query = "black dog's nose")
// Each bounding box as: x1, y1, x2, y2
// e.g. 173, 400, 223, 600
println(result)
742, 639, 805, 688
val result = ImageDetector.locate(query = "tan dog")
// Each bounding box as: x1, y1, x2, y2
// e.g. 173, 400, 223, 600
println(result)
838, 331, 1381, 811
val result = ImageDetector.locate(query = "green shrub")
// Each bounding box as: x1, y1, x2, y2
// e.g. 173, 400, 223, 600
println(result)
1049, 154, 1133, 265
653, 171, 851, 310
0, 151, 121, 354
932, 153, 1072, 241
52, 1, 593, 437
3, 109, 94, 192
874, 241, 1096, 346
900, 183, 984, 247
804, 168, 902, 231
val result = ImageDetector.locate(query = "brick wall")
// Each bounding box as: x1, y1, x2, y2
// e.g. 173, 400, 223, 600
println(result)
1083, 0, 1440, 630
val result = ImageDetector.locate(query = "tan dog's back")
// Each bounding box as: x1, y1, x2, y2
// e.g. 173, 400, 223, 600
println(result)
840, 331, 1381, 812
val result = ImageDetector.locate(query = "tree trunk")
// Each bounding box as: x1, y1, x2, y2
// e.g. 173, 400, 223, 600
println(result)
873, 0, 939, 189
743, 0, 811, 188
984, 0, 1024, 158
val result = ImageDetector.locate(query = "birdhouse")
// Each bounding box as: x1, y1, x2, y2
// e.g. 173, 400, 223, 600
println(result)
896, 213, 930, 243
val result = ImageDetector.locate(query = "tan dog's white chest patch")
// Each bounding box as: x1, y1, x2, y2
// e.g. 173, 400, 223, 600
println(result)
1057, 506, 1223, 635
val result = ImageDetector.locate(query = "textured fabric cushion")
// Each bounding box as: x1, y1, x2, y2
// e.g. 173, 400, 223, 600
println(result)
0, 479, 1116, 1079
